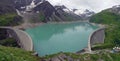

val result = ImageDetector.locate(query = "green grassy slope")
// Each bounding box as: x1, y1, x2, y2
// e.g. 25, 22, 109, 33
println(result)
0, 13, 22, 26
90, 9, 120, 49
0, 46, 39, 61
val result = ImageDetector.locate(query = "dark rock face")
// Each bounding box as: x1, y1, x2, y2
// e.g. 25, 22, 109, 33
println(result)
0, 0, 16, 15
15, 0, 32, 5
42, 53, 81, 61
33, 1, 57, 21
0, 28, 20, 47
14, 0, 32, 10
14, 0, 43, 10
0, 5, 16, 15
0, 0, 22, 26
0, 29, 8, 40
55, 5, 82, 21
33, 1, 83, 22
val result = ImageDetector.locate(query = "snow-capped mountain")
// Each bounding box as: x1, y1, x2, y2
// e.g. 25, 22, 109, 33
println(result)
72, 9, 95, 19
14, 0, 94, 22
54, 5, 95, 20
73, 9, 94, 17
33, 2, 82, 22
54, 5, 71, 13
54, 5, 82, 21
14, 0, 45, 11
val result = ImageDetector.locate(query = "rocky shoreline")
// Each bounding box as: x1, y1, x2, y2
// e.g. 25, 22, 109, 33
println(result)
41, 53, 81, 61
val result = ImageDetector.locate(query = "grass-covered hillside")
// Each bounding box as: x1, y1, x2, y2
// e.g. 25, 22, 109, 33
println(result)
90, 11, 120, 24
1, 45, 120, 61
0, 29, 39, 61
90, 7, 120, 49
0, 46, 39, 61
0, 13, 22, 26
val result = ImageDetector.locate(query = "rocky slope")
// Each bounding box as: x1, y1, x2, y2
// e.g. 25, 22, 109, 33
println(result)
54, 5, 82, 21
0, 0, 16, 14
0, 0, 22, 26
40, 51, 120, 61
33, 1, 95, 22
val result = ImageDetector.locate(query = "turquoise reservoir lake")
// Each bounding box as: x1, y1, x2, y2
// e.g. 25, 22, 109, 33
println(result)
25, 22, 98, 56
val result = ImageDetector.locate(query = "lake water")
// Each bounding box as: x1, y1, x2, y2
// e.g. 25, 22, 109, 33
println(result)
25, 22, 98, 56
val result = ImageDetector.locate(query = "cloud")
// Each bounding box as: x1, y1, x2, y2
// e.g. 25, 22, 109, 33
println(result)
48, 0, 120, 12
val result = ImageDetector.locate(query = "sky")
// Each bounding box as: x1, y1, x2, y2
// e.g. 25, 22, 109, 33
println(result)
47, 0, 120, 13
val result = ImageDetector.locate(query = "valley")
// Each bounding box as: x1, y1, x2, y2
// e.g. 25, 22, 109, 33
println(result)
0, 0, 120, 61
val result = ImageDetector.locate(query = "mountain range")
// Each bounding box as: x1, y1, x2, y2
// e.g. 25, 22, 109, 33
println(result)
1, 0, 120, 26
0, 0, 95, 25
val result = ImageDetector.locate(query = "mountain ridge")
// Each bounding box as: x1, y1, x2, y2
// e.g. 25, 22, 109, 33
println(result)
15, 0, 95, 22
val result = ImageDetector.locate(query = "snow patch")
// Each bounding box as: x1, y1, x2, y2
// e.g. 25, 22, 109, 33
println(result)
74, 9, 85, 15
63, 8, 71, 13
26, 0, 44, 11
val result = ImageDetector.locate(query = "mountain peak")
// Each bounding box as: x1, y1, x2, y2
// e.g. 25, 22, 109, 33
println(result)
72, 9, 95, 19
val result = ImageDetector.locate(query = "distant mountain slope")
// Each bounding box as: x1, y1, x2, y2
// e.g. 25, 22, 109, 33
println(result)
33, 1, 61, 22
54, 5, 82, 21
31, 1, 83, 22
90, 5, 120, 24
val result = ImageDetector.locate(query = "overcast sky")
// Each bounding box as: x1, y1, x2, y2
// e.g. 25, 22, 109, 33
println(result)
48, 0, 120, 13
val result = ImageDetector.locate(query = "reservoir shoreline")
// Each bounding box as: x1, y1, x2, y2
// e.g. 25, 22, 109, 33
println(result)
25, 22, 99, 56
13, 20, 89, 29
2, 21, 105, 56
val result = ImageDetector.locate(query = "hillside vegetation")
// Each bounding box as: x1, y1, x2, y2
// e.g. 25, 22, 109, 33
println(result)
1, 45, 120, 61
0, 46, 39, 61
0, 29, 39, 61
41, 51, 120, 61
0, 13, 22, 26
90, 9, 120, 49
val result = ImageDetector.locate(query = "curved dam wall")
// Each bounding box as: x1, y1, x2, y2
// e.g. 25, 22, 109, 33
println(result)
0, 27, 33, 51
88, 28, 105, 53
